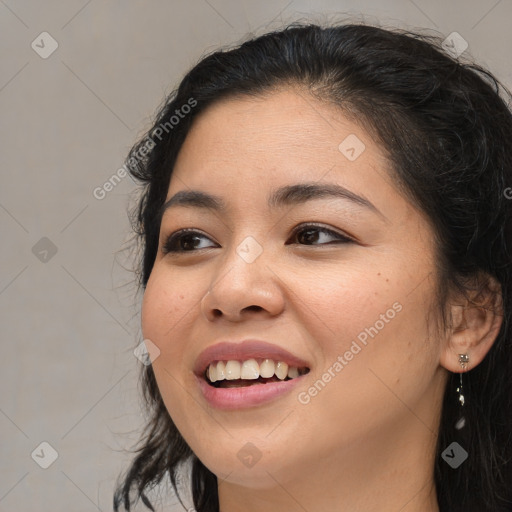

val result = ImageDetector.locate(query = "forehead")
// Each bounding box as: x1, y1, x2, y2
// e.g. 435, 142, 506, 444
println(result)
179, 89, 371, 157
171, 89, 390, 188
165, 89, 428, 232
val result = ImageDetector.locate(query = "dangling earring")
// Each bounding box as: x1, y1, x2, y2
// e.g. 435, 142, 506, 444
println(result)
455, 353, 469, 430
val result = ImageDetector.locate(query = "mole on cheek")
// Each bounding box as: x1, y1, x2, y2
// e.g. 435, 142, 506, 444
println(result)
377, 272, 390, 283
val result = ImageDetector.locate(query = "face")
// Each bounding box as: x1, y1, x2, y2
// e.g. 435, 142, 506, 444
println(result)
141, 89, 447, 490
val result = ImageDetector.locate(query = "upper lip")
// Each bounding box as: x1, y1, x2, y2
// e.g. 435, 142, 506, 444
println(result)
193, 339, 311, 378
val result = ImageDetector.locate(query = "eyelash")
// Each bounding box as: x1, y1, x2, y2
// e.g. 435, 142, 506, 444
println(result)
161, 223, 354, 254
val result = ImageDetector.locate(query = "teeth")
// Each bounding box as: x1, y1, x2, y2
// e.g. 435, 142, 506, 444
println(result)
208, 364, 217, 383
240, 359, 259, 379
287, 366, 299, 379
216, 360, 226, 380
225, 360, 241, 380
205, 358, 306, 383
259, 358, 275, 378
275, 361, 288, 380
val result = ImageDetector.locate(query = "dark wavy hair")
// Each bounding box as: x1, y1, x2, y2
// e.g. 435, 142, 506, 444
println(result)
113, 22, 512, 512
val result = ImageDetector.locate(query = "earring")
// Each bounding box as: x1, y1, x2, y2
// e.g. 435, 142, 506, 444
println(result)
455, 353, 469, 430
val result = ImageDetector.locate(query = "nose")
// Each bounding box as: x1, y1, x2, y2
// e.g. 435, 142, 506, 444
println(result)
200, 240, 285, 323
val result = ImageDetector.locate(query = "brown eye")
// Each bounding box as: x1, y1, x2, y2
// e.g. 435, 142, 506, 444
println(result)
162, 224, 353, 255
289, 224, 353, 246
162, 229, 217, 254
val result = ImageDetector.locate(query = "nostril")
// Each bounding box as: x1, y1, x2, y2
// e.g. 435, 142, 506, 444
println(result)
211, 305, 263, 318
245, 305, 263, 312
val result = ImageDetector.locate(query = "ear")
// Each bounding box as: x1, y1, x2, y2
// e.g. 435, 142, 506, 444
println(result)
439, 273, 504, 373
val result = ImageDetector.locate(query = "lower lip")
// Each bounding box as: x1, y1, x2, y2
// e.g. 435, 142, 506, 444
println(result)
196, 374, 305, 410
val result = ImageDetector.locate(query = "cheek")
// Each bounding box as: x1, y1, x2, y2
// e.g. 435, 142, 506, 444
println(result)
140, 269, 201, 425
298, 269, 394, 348
298, 266, 435, 396
141, 267, 200, 359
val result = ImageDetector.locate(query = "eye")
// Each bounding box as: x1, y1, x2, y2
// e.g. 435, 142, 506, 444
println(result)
162, 229, 218, 254
161, 223, 353, 255
287, 223, 354, 246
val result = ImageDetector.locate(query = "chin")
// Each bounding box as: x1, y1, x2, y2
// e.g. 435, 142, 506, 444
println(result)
202, 455, 290, 490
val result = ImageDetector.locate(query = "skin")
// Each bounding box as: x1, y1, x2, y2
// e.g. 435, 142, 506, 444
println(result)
141, 88, 503, 512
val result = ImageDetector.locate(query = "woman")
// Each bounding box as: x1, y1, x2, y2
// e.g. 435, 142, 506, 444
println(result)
114, 22, 512, 512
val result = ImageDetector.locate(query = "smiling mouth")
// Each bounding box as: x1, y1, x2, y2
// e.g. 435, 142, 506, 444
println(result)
204, 358, 310, 388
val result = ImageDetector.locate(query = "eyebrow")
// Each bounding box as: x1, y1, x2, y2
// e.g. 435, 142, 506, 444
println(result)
160, 182, 388, 222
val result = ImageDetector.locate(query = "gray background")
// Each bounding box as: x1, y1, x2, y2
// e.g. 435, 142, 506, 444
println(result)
1, 1, 510, 511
